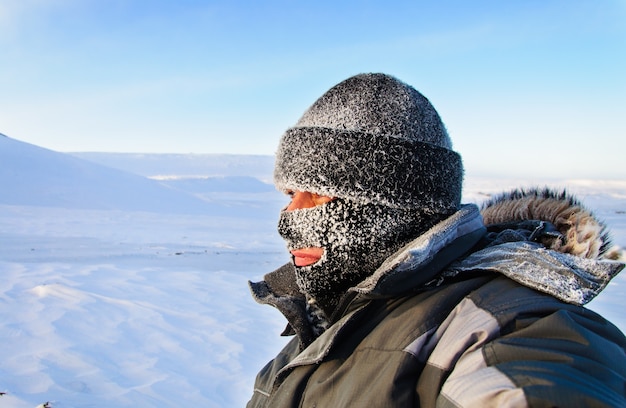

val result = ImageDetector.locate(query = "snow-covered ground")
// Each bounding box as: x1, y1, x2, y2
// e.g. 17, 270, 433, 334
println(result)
1, 134, 625, 407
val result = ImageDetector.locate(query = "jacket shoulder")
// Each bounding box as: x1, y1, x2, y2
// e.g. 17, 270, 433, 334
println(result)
434, 276, 626, 407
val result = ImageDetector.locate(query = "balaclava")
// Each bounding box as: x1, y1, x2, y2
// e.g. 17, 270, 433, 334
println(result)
274, 73, 463, 326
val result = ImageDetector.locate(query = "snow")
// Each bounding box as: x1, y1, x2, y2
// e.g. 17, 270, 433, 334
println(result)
1, 134, 625, 407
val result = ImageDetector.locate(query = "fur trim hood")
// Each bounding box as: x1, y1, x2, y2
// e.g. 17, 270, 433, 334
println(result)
448, 188, 624, 305
480, 188, 619, 260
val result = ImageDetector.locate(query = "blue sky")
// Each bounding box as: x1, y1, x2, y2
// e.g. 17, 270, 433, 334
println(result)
1, 0, 625, 179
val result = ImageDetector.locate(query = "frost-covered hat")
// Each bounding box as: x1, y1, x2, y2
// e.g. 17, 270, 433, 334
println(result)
274, 73, 463, 214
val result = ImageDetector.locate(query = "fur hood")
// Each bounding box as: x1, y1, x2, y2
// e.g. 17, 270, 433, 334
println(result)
447, 188, 624, 306
480, 188, 621, 260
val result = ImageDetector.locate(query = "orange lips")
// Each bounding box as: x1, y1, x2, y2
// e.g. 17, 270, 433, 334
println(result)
290, 247, 324, 267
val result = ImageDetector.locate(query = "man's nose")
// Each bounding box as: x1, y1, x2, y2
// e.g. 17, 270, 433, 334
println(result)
286, 191, 313, 211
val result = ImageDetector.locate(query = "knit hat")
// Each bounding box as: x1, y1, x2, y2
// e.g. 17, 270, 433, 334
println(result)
274, 73, 463, 213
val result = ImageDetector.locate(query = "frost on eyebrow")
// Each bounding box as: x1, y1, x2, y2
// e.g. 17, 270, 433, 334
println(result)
284, 190, 336, 211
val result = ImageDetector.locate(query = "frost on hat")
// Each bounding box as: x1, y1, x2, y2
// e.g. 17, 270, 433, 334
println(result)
274, 73, 463, 214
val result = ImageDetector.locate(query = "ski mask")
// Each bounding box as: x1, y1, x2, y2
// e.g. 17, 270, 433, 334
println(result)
278, 198, 442, 317
274, 73, 464, 319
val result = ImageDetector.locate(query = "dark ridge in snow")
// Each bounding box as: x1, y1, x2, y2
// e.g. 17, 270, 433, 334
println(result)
160, 176, 276, 194
0, 135, 227, 214
71, 152, 275, 182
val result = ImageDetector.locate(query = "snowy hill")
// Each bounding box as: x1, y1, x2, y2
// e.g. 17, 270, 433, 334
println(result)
0, 135, 236, 214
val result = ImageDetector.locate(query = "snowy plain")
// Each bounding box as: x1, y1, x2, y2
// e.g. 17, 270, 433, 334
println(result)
1, 134, 625, 407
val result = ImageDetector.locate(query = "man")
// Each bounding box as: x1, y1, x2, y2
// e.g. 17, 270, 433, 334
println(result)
247, 73, 626, 407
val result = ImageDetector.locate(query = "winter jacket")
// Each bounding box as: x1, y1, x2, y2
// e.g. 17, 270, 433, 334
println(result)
247, 190, 626, 407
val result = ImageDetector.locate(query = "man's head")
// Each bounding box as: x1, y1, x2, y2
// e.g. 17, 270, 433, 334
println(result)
274, 73, 463, 316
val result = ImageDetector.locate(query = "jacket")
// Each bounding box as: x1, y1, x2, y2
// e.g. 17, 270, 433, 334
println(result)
247, 189, 626, 407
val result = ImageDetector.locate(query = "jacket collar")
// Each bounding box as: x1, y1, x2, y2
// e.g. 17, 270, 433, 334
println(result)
248, 204, 486, 349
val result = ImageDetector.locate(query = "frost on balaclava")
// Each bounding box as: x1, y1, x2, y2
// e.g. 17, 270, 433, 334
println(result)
278, 198, 444, 321
273, 73, 464, 329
